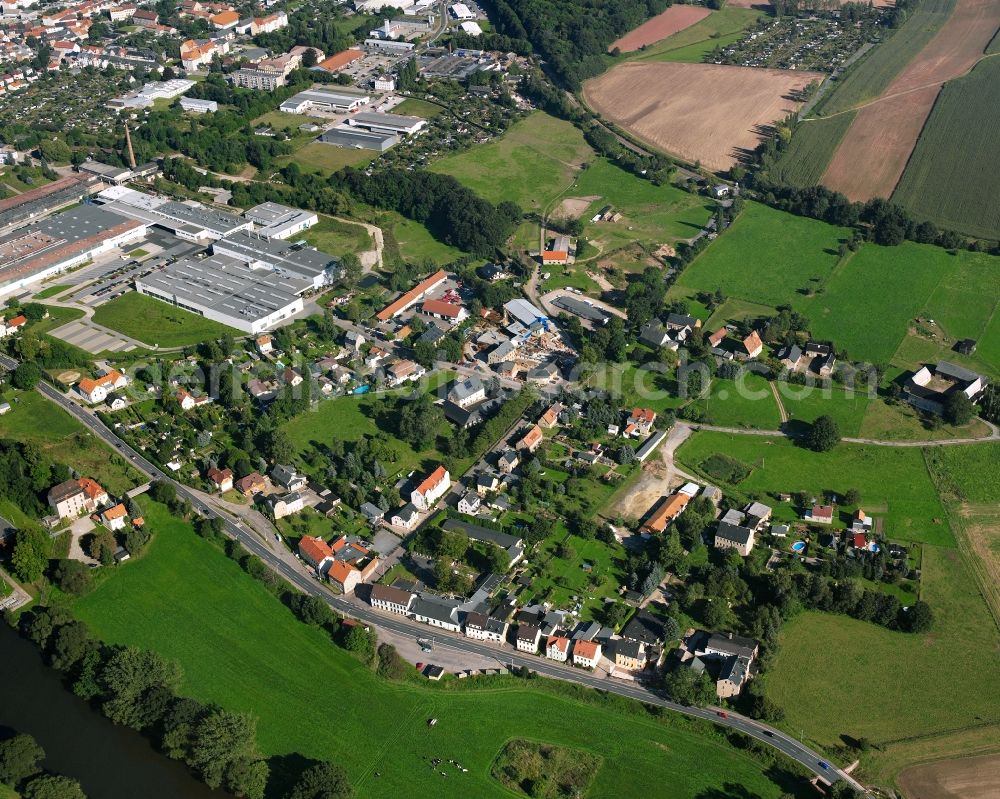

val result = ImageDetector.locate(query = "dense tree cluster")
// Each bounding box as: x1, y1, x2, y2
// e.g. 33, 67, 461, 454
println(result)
485, 0, 670, 88
0, 732, 87, 799
334, 168, 522, 256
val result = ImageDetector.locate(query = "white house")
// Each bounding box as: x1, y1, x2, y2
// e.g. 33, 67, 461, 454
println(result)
101, 503, 129, 531
369, 583, 414, 615
457, 491, 481, 516
390, 502, 419, 529
516, 624, 541, 653
411, 465, 451, 511
546, 635, 570, 662
269, 492, 305, 520
573, 640, 602, 669
410, 595, 461, 632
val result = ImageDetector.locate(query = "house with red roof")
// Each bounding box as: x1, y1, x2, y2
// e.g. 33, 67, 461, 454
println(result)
207, 467, 233, 493
546, 635, 571, 662
742, 331, 763, 359
573, 639, 602, 669
806, 504, 834, 524
516, 424, 543, 453
298, 535, 333, 573
100, 503, 128, 531
628, 408, 657, 437
421, 298, 468, 326
411, 465, 451, 511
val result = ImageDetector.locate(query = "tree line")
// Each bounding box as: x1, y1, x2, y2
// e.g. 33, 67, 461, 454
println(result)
0, 731, 87, 799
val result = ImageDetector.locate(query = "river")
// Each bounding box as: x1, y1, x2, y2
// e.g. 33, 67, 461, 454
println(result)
0, 623, 225, 799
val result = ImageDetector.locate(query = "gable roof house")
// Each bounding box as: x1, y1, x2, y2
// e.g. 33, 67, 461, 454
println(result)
639, 492, 690, 536
714, 520, 755, 557
48, 477, 109, 519
268, 491, 305, 520
410, 594, 461, 632
546, 635, 571, 662
516, 623, 541, 652
235, 472, 266, 496
390, 502, 420, 530
516, 424, 543, 453
100, 503, 129, 531
741, 331, 763, 359
410, 465, 451, 511
805, 504, 834, 525
573, 639, 602, 669
498, 449, 519, 474
270, 464, 307, 491
448, 376, 486, 409
298, 534, 333, 573
638, 320, 672, 349
369, 583, 414, 615
207, 467, 233, 492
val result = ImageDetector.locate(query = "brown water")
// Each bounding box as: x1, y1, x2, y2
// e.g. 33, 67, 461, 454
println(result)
0, 623, 225, 799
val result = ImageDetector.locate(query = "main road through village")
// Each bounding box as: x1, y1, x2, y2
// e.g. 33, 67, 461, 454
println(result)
0, 352, 867, 795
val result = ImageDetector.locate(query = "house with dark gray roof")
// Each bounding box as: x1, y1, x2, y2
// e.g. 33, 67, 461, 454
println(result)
714, 520, 755, 556
410, 594, 461, 632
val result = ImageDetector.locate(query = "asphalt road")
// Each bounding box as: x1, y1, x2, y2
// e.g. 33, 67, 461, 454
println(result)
0, 352, 865, 794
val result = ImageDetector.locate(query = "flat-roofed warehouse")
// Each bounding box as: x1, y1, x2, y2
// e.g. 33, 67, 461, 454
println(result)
345, 110, 427, 136
318, 127, 398, 152
279, 86, 371, 114
211, 230, 342, 290
96, 186, 252, 242
0, 174, 97, 233
0, 205, 147, 297
135, 254, 310, 334
553, 295, 609, 325
243, 202, 318, 240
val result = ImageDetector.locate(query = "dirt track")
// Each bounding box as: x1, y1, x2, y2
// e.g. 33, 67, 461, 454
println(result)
609, 6, 711, 52
821, 0, 1000, 200
584, 62, 821, 171
897, 753, 1000, 799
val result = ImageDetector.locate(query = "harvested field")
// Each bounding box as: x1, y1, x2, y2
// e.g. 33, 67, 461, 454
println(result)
821, 0, 1000, 200
584, 62, 821, 171
897, 753, 1000, 799
609, 6, 711, 52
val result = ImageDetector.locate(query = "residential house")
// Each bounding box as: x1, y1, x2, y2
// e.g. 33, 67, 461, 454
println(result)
741, 331, 763, 359
410, 594, 461, 632
411, 465, 450, 511
105, 393, 128, 411
805, 504, 834, 524
100, 503, 128, 531
614, 639, 647, 670
743, 501, 772, 529
573, 639, 602, 669
391, 502, 419, 529
516, 623, 541, 653
638, 320, 672, 349
235, 472, 267, 496
207, 467, 233, 492
327, 535, 379, 593
546, 635, 571, 662
465, 612, 508, 642
77, 370, 128, 404
621, 609, 667, 646
714, 520, 755, 556
269, 491, 305, 520
255, 334, 273, 354
779, 343, 803, 369
458, 491, 481, 516
665, 313, 700, 331
516, 424, 543, 453
387, 359, 425, 386
359, 502, 384, 526
476, 471, 499, 496
344, 330, 365, 353
707, 328, 728, 349
448, 377, 485, 409
690, 630, 759, 698
298, 534, 333, 573
628, 408, 657, 436
271, 464, 307, 492
498, 449, 519, 474
538, 402, 562, 429
47, 477, 109, 519
176, 389, 197, 410
369, 584, 414, 615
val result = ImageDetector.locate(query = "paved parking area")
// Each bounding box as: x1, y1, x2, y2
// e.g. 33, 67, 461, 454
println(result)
48, 319, 136, 353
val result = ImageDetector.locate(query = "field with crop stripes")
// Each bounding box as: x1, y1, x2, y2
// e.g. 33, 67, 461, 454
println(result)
892, 57, 1000, 239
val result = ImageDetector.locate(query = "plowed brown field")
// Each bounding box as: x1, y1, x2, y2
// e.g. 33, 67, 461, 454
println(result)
609, 5, 711, 52
898, 753, 1000, 799
821, 0, 1000, 200
583, 62, 821, 171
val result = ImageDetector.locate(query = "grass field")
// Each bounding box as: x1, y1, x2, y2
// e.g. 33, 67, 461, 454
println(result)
572, 159, 713, 248
623, 7, 764, 63
392, 98, 444, 118
772, 113, 856, 187
283, 141, 375, 175
892, 57, 1000, 240
768, 544, 1000, 773
299, 214, 372, 254
92, 292, 239, 348
925, 442, 1000, 505
677, 431, 953, 545
32, 283, 72, 300
692, 373, 783, 429
73, 502, 810, 799
802, 243, 1000, 369
777, 384, 872, 437
428, 112, 592, 211
670, 202, 849, 309
0, 391, 140, 494
384, 212, 464, 265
